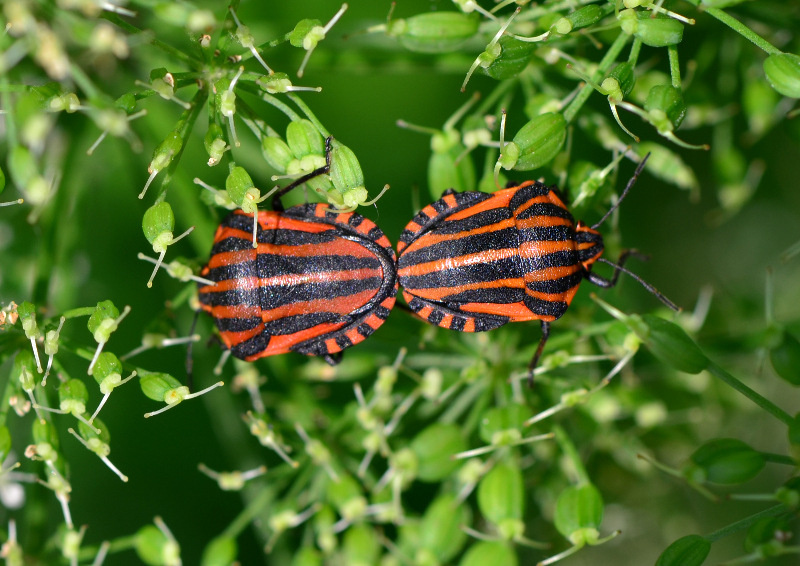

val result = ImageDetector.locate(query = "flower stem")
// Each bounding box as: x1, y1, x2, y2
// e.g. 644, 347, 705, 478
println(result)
706, 361, 794, 426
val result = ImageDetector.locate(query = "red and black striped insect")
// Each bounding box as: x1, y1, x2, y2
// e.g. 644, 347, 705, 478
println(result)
198, 204, 397, 364
396, 156, 677, 378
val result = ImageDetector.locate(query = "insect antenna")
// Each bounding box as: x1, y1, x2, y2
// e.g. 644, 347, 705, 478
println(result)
591, 152, 650, 231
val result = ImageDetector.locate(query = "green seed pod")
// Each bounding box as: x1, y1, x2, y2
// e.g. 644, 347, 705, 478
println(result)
689, 438, 765, 485
428, 144, 475, 199
87, 300, 120, 343
115, 92, 137, 114
637, 142, 698, 194
140, 372, 182, 402
630, 314, 709, 374
262, 136, 294, 173
387, 12, 480, 53
502, 112, 567, 171
477, 461, 524, 524
763, 53, 800, 98
479, 403, 532, 445
149, 131, 182, 174
78, 416, 110, 444
33, 418, 59, 448
286, 119, 325, 160
142, 202, 175, 248
770, 330, 800, 386
459, 541, 518, 566
292, 548, 322, 566
554, 483, 604, 544
482, 36, 535, 80
645, 85, 686, 129
18, 302, 39, 339
59, 379, 89, 414
551, 4, 603, 35
620, 10, 684, 47
341, 523, 380, 566
135, 524, 179, 566
602, 62, 636, 101
655, 534, 711, 566
326, 474, 366, 515
204, 123, 227, 167
417, 493, 470, 563
328, 142, 367, 209
409, 423, 467, 482
200, 536, 238, 566
225, 166, 256, 208
288, 19, 322, 48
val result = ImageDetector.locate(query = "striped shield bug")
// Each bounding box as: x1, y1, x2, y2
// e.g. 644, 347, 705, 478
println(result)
198, 204, 398, 364
396, 155, 677, 379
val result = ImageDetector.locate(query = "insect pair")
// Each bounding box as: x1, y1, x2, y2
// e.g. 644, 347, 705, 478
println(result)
198, 148, 677, 379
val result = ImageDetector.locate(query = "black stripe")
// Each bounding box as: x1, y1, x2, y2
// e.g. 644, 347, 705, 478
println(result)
525, 272, 584, 294
441, 287, 527, 305
259, 278, 384, 311
428, 207, 512, 235
514, 202, 574, 222
523, 295, 569, 319
214, 316, 262, 332
262, 312, 342, 335
211, 236, 257, 254
525, 250, 580, 270
518, 225, 574, 243
508, 182, 552, 209
399, 256, 520, 291
231, 334, 268, 359
398, 228, 518, 268
204, 259, 257, 286
201, 287, 260, 308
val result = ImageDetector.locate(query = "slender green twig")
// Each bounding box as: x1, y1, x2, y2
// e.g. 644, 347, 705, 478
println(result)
683, 1, 781, 55
706, 362, 794, 427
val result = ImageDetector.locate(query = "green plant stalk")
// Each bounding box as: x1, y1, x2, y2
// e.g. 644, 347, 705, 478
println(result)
563, 31, 630, 124
156, 88, 208, 202
704, 503, 789, 543
668, 45, 681, 88
706, 361, 794, 426
259, 91, 305, 123
224, 484, 278, 539
684, 1, 781, 55
553, 424, 590, 485
288, 93, 331, 138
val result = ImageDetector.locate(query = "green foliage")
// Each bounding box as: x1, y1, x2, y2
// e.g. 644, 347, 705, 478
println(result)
1, 1, 800, 565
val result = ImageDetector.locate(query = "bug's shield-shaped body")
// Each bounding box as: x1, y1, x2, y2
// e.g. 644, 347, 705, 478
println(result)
198, 205, 397, 363
396, 181, 603, 332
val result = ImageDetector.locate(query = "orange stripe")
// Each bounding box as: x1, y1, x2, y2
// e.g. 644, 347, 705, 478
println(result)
397, 247, 518, 278
220, 324, 264, 348
523, 264, 581, 283
519, 239, 574, 257
515, 215, 573, 229
457, 301, 552, 322
209, 304, 261, 319
406, 278, 525, 302
260, 289, 378, 322
258, 267, 382, 288
445, 190, 514, 221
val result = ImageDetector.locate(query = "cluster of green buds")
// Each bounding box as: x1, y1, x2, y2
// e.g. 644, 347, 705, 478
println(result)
262, 120, 388, 211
